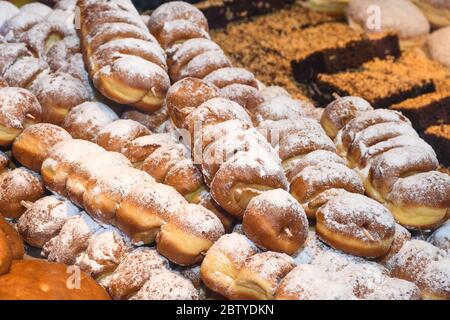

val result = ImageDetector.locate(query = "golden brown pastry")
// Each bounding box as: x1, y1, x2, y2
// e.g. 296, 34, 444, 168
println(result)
243, 189, 309, 255
0, 228, 11, 275
121, 106, 168, 132
12, 123, 72, 172
316, 193, 396, 258
0, 87, 42, 147
62, 101, 119, 141
0, 216, 24, 260
230, 252, 296, 300
200, 233, 260, 298
0, 260, 110, 300
0, 167, 45, 219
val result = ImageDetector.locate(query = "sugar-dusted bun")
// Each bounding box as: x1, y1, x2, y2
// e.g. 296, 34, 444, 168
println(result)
95, 119, 151, 153
0, 87, 42, 147
275, 264, 357, 300
30, 71, 90, 125
2, 56, 49, 88
42, 213, 101, 265
0, 260, 110, 300
243, 189, 308, 255
17, 195, 80, 248
148, 1, 208, 42
20, 2, 53, 18
41, 139, 103, 195
378, 223, 411, 265
316, 193, 396, 258
130, 269, 199, 300
428, 220, 450, 253
0, 11, 44, 41
65, 151, 132, 207
83, 167, 155, 225
204, 67, 258, 89
46, 35, 80, 72
0, 167, 44, 219
165, 77, 220, 128
156, 203, 224, 265
158, 19, 210, 50
230, 252, 296, 300
0, 1, 19, 30
12, 123, 72, 172
76, 227, 132, 279
425, 26, 450, 68
0, 216, 24, 260
321, 96, 373, 139
62, 101, 119, 141
107, 248, 169, 300
220, 83, 263, 112
121, 106, 168, 132
200, 233, 259, 298
122, 133, 176, 166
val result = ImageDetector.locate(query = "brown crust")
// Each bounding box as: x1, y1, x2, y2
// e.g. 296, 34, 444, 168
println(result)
0, 260, 110, 300
0, 229, 12, 276
0, 216, 24, 260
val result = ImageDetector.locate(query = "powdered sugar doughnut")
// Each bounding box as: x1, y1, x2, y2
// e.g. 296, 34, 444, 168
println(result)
0, 11, 44, 41
83, 166, 155, 224
243, 189, 309, 255
107, 248, 169, 300
121, 106, 168, 132
17, 195, 80, 248
378, 223, 411, 265
258, 86, 290, 102
63, 102, 118, 141
95, 119, 151, 153
121, 133, 176, 165
428, 221, 450, 253
316, 193, 396, 258
0, 1, 19, 30
2, 56, 49, 88
230, 251, 296, 300
30, 71, 90, 125
220, 83, 263, 111
65, 151, 132, 207
42, 212, 101, 265
0, 167, 44, 219
178, 49, 231, 80
204, 67, 257, 89
46, 36, 80, 72
131, 269, 199, 300
251, 96, 312, 125
148, 1, 208, 42
0, 43, 31, 75
158, 19, 210, 50
12, 123, 72, 172
200, 233, 260, 298
76, 226, 131, 278
275, 264, 357, 300
0, 87, 42, 146
20, 3, 53, 18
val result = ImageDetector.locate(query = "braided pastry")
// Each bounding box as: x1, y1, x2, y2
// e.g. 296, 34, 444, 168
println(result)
78, 0, 170, 112
322, 96, 450, 229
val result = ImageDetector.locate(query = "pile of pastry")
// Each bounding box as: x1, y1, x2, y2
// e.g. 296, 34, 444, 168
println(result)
0, 0, 448, 300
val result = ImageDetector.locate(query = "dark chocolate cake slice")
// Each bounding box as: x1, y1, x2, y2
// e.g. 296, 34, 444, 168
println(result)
311, 51, 446, 108
424, 124, 450, 167
196, 0, 295, 28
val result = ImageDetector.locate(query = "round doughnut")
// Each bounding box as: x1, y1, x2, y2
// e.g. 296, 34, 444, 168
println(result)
321, 96, 373, 139
156, 203, 224, 265
116, 182, 187, 245
158, 19, 210, 50
20, 22, 73, 58
165, 77, 220, 128
347, 0, 430, 47
0, 260, 110, 300
167, 38, 221, 82
200, 233, 260, 298
0, 87, 42, 147
122, 133, 176, 166
12, 123, 72, 172
83, 167, 155, 225
30, 71, 90, 125
95, 119, 151, 153
17, 195, 80, 248
258, 86, 290, 102
41, 139, 104, 195
0, 216, 24, 260
275, 264, 357, 300
178, 49, 231, 80
62, 102, 118, 141
131, 269, 199, 300
243, 189, 309, 255
230, 252, 296, 300
2, 56, 49, 88
107, 248, 169, 300
316, 193, 396, 258
378, 223, 411, 265
251, 96, 312, 125
203, 67, 258, 89
148, 1, 208, 42
220, 84, 263, 111
417, 258, 450, 300
0, 167, 45, 219
0, 11, 44, 41
65, 151, 132, 207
